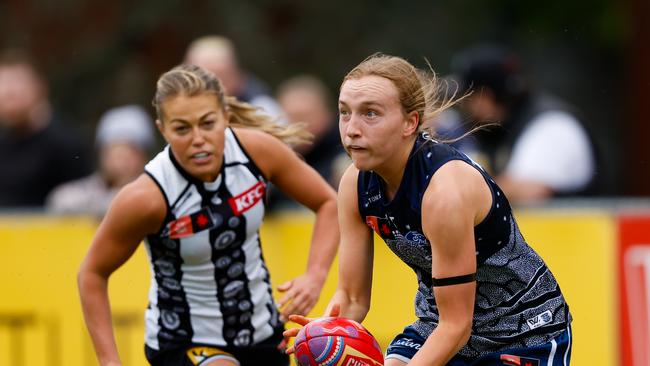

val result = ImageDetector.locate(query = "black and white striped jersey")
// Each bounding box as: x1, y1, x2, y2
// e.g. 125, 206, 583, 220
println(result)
143, 128, 281, 352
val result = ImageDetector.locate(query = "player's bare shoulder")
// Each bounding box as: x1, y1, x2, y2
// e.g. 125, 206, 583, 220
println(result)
106, 174, 167, 235
425, 160, 491, 225
339, 163, 359, 193
233, 127, 287, 154
337, 163, 361, 215
232, 127, 296, 178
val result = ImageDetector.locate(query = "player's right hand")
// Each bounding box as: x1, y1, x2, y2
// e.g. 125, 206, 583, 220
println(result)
282, 304, 341, 354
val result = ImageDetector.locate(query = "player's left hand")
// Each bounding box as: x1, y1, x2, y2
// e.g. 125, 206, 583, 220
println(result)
282, 304, 341, 355
276, 272, 326, 322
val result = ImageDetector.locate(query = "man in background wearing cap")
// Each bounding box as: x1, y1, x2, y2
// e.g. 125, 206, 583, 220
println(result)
453, 44, 598, 204
46, 105, 155, 218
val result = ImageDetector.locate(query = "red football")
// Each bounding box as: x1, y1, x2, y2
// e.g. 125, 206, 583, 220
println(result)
293, 317, 384, 366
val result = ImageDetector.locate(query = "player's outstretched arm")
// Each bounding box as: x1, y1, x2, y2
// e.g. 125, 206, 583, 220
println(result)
282, 164, 373, 354
409, 160, 490, 366
77, 175, 166, 366
327, 164, 374, 322
237, 128, 339, 319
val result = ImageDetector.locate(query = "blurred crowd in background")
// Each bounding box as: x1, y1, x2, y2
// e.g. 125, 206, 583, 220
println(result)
0, 0, 648, 218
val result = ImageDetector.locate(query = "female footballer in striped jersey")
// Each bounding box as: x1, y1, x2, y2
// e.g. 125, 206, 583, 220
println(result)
78, 65, 339, 366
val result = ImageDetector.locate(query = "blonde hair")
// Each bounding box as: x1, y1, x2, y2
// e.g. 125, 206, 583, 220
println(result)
342, 53, 466, 138
152, 64, 310, 146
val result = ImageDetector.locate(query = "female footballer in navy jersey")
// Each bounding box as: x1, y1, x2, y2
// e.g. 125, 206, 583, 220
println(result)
286, 54, 572, 365
78, 65, 339, 366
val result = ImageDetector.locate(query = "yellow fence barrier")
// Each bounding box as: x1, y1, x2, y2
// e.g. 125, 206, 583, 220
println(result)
0, 210, 616, 365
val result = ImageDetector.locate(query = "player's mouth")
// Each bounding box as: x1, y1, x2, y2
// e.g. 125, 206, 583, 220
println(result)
190, 151, 213, 164
346, 144, 366, 152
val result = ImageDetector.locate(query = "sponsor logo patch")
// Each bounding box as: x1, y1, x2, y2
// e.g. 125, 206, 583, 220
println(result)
365, 216, 392, 236
342, 355, 372, 366
166, 206, 218, 239
392, 337, 422, 350
228, 181, 266, 215
526, 309, 553, 330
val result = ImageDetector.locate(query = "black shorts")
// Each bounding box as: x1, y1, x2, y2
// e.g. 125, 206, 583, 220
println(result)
145, 330, 289, 366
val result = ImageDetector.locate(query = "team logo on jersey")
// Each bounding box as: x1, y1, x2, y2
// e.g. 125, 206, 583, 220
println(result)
167, 206, 219, 239
228, 181, 266, 215
405, 231, 427, 244
500, 354, 540, 366
161, 310, 181, 330
186, 346, 235, 365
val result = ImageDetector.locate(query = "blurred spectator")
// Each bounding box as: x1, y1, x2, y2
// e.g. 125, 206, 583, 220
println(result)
270, 75, 347, 210
0, 49, 91, 208
184, 35, 284, 119
277, 75, 346, 184
421, 75, 477, 155
452, 44, 598, 204
426, 107, 478, 155
46, 105, 154, 218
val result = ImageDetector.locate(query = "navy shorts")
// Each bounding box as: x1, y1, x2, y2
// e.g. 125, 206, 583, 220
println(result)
386, 324, 572, 365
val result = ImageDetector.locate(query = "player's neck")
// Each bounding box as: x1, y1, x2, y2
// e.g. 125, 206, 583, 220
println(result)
375, 139, 413, 201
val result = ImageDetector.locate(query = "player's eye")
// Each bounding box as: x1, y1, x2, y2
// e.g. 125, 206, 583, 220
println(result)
365, 110, 378, 118
201, 120, 215, 129
174, 125, 190, 134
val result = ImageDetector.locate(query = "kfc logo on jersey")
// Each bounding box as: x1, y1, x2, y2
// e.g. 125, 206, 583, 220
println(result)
228, 181, 266, 215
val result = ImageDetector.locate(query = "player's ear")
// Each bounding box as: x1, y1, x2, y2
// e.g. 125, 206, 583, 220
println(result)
403, 110, 419, 137
155, 120, 170, 144
155, 119, 164, 134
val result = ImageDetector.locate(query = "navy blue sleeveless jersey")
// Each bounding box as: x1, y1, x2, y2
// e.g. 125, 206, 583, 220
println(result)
357, 133, 571, 359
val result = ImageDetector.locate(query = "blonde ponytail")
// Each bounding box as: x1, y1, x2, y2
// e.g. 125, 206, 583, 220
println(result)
225, 96, 311, 147
154, 64, 311, 147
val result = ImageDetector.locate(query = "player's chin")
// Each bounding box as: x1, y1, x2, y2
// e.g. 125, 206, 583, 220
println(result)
350, 156, 373, 171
